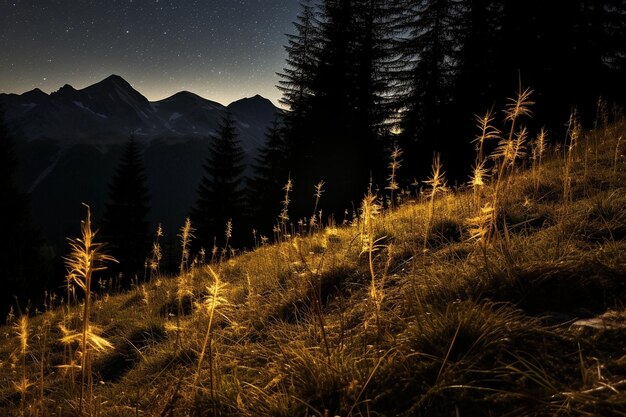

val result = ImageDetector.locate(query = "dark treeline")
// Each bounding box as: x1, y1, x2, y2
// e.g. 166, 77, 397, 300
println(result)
271, 0, 626, 220
100, 136, 151, 287
0, 109, 55, 315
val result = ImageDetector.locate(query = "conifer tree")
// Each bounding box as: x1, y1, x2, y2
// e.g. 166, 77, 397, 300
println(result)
352, 0, 399, 180
0, 110, 46, 314
190, 112, 246, 250
101, 136, 151, 284
277, 0, 319, 121
453, 0, 502, 116
490, 0, 626, 130
284, 0, 395, 218
393, 0, 462, 179
246, 116, 289, 237
278, 0, 320, 205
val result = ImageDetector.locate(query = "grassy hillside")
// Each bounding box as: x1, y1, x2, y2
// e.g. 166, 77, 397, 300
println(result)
2, 104, 626, 416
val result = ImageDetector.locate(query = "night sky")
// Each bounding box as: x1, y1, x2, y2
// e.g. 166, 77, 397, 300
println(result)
0, 0, 301, 105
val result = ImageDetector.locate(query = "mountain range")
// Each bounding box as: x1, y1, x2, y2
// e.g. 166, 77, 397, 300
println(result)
0, 74, 277, 148
0, 75, 280, 249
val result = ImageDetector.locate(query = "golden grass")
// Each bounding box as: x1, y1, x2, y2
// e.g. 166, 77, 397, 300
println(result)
1, 110, 625, 416
62, 204, 116, 416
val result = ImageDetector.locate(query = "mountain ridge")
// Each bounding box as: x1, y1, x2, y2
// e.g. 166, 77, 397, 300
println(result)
0, 74, 279, 144
1, 75, 280, 247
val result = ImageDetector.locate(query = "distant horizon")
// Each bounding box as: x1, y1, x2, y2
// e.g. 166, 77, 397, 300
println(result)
1, 73, 281, 108
0, 1, 300, 109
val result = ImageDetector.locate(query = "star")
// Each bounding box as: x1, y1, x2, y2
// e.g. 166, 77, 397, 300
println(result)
0, 0, 301, 105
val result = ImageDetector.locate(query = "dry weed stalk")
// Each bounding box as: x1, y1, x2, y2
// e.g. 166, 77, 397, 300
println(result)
504, 86, 534, 132
563, 112, 581, 210
504, 126, 528, 189
278, 176, 293, 240
221, 219, 233, 260
149, 223, 163, 280
194, 266, 229, 415
310, 180, 325, 232
473, 110, 500, 165
595, 96, 609, 131
614, 136, 623, 175
176, 218, 195, 349
179, 217, 194, 275
467, 203, 496, 264
386, 143, 403, 207
423, 153, 448, 248
14, 314, 32, 417
63, 204, 115, 416
360, 190, 386, 335
493, 87, 533, 199
531, 128, 547, 192
469, 111, 498, 212
469, 160, 489, 210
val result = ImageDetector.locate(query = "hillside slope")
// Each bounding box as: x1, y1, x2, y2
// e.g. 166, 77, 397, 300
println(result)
1, 118, 625, 416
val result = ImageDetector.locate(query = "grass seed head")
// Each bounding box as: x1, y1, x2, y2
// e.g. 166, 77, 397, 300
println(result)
505, 87, 534, 123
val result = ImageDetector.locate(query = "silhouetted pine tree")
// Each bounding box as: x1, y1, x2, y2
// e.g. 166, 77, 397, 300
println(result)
394, 0, 462, 179
278, 0, 319, 122
101, 136, 151, 285
246, 116, 289, 237
296, 0, 363, 216
352, 0, 399, 181
453, 1, 502, 122
190, 112, 245, 250
278, 0, 626, 194
278, 0, 320, 215
489, 0, 626, 132
0, 110, 47, 314
284, 0, 395, 218
568, 0, 626, 124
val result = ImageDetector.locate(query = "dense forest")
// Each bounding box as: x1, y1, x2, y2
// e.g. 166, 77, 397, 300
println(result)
273, 0, 625, 219
1, 0, 625, 315
214, 0, 626, 241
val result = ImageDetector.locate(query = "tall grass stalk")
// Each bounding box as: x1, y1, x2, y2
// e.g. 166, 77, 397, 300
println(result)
473, 110, 500, 166
149, 223, 163, 281
470, 111, 498, 212
493, 87, 533, 201
176, 218, 195, 349
386, 143, 402, 207
14, 314, 31, 417
470, 160, 488, 211
563, 113, 580, 211
278, 176, 293, 240
194, 266, 229, 415
595, 97, 609, 131
504, 126, 528, 189
467, 203, 496, 266
63, 204, 115, 416
360, 190, 385, 336
531, 128, 547, 193
423, 153, 447, 249
221, 219, 233, 260
310, 180, 325, 232
179, 218, 194, 275
614, 135, 623, 175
